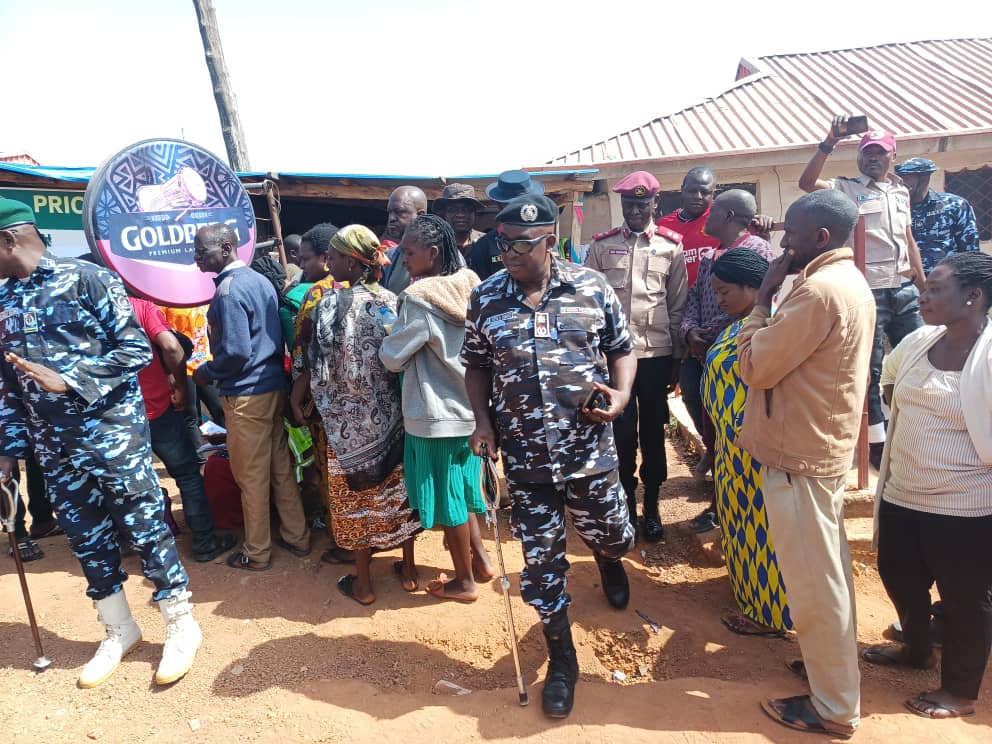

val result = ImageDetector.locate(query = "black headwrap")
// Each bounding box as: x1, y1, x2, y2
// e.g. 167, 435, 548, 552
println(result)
712, 247, 769, 289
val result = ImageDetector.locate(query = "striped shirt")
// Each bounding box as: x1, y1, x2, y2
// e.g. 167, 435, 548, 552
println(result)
883, 353, 992, 517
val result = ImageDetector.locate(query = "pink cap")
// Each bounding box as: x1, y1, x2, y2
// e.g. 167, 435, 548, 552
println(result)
859, 130, 896, 152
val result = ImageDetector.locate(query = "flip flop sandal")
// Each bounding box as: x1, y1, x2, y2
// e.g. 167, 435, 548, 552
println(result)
320, 547, 356, 565
721, 614, 785, 638
9, 538, 44, 562
904, 693, 976, 720
276, 537, 311, 558
226, 551, 271, 572
861, 645, 931, 669
393, 560, 419, 592
785, 659, 808, 680
426, 575, 478, 604
760, 695, 854, 739
337, 574, 375, 606
691, 509, 719, 533
28, 521, 65, 539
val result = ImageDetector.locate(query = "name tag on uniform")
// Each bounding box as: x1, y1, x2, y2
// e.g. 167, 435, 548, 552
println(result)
559, 307, 597, 316
534, 312, 551, 338
608, 249, 628, 255
22, 311, 39, 333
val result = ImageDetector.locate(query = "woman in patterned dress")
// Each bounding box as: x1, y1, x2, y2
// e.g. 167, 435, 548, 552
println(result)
300, 224, 421, 606
702, 248, 793, 637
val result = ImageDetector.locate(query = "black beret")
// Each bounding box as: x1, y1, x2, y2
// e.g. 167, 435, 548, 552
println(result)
495, 194, 558, 227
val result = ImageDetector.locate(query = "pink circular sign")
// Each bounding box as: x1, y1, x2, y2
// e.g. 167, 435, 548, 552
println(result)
82, 138, 255, 306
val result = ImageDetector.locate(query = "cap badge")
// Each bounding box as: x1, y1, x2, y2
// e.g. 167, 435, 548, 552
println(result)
632, 185, 647, 197
869, 131, 884, 140
521, 204, 538, 223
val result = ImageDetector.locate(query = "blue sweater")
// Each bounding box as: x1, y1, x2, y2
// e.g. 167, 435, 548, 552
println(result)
202, 265, 286, 397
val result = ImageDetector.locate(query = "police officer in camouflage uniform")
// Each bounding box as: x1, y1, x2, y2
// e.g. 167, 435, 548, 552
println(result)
461, 194, 637, 719
0, 197, 201, 689
894, 157, 981, 276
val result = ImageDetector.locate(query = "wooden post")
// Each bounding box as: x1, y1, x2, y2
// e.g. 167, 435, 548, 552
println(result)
192, 0, 250, 171
853, 216, 870, 490
263, 181, 287, 270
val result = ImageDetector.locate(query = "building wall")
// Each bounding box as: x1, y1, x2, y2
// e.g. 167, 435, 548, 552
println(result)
578, 137, 992, 257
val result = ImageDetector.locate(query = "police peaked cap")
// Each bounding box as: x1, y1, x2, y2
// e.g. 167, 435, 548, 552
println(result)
894, 158, 938, 175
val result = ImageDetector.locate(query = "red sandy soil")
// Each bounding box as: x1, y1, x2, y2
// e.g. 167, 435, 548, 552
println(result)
1, 436, 989, 743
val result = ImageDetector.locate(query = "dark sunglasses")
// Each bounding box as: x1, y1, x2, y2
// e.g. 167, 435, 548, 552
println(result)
496, 234, 556, 255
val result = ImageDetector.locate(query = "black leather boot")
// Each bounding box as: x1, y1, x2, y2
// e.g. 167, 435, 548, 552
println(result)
642, 489, 664, 543
594, 553, 630, 610
542, 611, 578, 719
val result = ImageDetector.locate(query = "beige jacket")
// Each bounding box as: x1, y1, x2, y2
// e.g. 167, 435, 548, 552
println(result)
737, 248, 876, 478
584, 221, 688, 359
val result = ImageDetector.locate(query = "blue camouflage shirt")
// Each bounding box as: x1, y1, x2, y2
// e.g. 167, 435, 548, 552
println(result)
910, 189, 980, 274
461, 259, 633, 484
0, 253, 154, 477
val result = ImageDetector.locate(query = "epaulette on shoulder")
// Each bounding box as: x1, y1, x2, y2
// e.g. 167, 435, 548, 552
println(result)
591, 226, 622, 241
836, 175, 859, 182
655, 226, 683, 243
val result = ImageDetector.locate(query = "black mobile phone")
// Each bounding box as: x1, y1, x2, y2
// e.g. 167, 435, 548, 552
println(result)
835, 115, 869, 137
582, 386, 608, 411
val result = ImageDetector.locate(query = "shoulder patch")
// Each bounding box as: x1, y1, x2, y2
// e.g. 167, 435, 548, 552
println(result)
216, 275, 234, 297
591, 226, 622, 241
655, 226, 683, 243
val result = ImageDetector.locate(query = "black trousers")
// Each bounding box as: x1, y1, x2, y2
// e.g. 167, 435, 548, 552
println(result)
877, 499, 992, 699
615, 355, 671, 513
13, 447, 55, 539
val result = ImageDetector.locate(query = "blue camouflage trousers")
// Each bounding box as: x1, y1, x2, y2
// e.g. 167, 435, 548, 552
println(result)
48, 454, 189, 601
509, 468, 635, 622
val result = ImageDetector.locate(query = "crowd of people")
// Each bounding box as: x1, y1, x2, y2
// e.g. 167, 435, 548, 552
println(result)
0, 119, 989, 736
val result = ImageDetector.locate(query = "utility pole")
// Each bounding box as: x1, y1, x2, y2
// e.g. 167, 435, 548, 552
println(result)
192, 0, 250, 171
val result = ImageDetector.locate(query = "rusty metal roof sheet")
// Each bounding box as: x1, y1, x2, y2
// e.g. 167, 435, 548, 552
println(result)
544, 38, 992, 167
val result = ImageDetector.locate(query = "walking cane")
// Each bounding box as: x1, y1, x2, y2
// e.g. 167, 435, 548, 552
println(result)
0, 478, 52, 671
480, 444, 528, 706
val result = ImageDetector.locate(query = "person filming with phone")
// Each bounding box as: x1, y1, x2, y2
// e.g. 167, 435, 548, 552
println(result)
799, 116, 926, 469
461, 193, 637, 719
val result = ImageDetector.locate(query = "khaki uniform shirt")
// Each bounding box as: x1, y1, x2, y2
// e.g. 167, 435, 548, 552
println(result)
585, 221, 687, 359
829, 174, 912, 290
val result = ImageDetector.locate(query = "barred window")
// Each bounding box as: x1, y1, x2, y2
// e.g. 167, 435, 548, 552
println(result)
944, 167, 992, 241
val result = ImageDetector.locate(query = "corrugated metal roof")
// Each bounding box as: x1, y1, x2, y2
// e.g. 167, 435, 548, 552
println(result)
545, 38, 992, 167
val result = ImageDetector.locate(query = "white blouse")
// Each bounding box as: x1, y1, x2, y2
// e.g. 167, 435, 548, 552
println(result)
883, 354, 992, 517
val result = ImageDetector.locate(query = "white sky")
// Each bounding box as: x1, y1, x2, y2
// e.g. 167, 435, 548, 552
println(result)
2, 0, 988, 175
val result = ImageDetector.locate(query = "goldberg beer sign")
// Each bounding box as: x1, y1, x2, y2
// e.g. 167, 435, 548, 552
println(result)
83, 139, 255, 306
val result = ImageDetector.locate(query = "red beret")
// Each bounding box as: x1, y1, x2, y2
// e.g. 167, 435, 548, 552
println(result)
612, 171, 660, 198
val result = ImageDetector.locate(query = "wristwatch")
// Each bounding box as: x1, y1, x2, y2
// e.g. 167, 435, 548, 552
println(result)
818, 141, 835, 155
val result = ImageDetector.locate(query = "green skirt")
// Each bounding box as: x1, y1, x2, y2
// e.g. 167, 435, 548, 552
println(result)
403, 434, 484, 528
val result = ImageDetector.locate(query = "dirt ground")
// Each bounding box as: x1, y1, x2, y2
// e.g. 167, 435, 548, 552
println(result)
1, 433, 989, 743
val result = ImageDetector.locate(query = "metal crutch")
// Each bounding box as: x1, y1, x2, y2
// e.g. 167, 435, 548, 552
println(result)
480, 444, 528, 706
0, 477, 52, 671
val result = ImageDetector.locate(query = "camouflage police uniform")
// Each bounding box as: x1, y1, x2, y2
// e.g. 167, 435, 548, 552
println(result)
908, 190, 981, 275
461, 256, 636, 621
0, 253, 189, 601
894, 157, 981, 275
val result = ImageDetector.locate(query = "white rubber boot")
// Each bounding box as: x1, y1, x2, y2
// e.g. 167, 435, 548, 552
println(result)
78, 591, 142, 689
155, 590, 202, 685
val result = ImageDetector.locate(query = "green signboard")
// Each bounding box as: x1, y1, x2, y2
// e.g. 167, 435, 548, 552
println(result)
0, 187, 88, 257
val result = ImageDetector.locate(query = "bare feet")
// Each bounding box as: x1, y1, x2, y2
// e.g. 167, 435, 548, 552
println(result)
393, 560, 419, 592
905, 689, 976, 719
472, 549, 495, 582
426, 573, 478, 603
